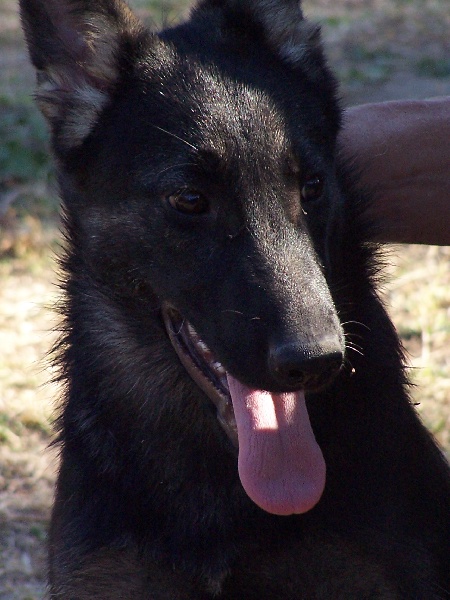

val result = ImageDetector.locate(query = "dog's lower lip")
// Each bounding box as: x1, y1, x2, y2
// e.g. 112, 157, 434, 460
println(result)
161, 303, 238, 447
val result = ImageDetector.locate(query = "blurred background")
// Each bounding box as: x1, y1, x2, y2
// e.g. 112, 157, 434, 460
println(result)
0, 0, 449, 597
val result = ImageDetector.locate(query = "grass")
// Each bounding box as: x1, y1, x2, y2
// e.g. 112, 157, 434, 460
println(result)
415, 56, 450, 78
0, 94, 51, 186
0, 253, 57, 440
384, 246, 450, 450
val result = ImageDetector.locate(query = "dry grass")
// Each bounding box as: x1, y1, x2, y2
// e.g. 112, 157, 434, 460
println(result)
385, 245, 450, 452
0, 251, 58, 599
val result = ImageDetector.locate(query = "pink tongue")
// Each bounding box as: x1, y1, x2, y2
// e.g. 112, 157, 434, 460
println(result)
227, 374, 326, 515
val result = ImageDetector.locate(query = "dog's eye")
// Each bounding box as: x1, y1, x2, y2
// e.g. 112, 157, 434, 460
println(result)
167, 189, 209, 215
301, 176, 324, 202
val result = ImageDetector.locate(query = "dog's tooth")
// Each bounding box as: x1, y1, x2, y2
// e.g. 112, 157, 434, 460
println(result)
185, 320, 218, 364
197, 339, 213, 361
187, 322, 198, 338
197, 339, 207, 352
212, 361, 226, 376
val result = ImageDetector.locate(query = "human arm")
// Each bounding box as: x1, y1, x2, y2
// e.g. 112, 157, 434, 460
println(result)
338, 97, 450, 245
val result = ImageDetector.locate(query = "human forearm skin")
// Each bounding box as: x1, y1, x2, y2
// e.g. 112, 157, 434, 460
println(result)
339, 97, 450, 245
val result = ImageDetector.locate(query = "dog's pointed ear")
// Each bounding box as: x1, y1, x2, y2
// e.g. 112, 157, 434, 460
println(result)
217, 0, 321, 68
256, 0, 321, 66
19, 0, 145, 150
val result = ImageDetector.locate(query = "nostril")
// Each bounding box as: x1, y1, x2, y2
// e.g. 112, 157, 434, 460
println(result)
269, 343, 343, 390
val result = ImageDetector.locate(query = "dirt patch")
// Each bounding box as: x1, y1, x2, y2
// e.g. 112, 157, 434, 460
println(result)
0, 440, 57, 599
0, 255, 59, 599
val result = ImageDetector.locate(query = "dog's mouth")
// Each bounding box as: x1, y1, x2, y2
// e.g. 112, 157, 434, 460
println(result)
162, 302, 327, 517
162, 303, 238, 446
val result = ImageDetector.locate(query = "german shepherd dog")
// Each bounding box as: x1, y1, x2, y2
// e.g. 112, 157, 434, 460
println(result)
20, 0, 450, 597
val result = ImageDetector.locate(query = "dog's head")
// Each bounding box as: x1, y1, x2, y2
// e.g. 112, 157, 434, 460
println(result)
21, 0, 346, 515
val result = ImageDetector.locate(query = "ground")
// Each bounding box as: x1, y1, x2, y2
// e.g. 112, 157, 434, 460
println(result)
0, 0, 449, 597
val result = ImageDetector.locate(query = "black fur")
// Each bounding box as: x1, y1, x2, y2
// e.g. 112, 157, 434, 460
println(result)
19, 0, 450, 597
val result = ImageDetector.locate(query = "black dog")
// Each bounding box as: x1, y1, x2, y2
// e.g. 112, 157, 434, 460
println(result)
20, 0, 450, 597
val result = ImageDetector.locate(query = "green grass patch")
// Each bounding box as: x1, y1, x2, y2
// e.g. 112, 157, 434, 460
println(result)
0, 94, 51, 185
29, 525, 47, 541
415, 57, 450, 78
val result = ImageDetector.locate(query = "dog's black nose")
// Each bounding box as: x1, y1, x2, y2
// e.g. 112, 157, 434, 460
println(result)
268, 340, 343, 390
